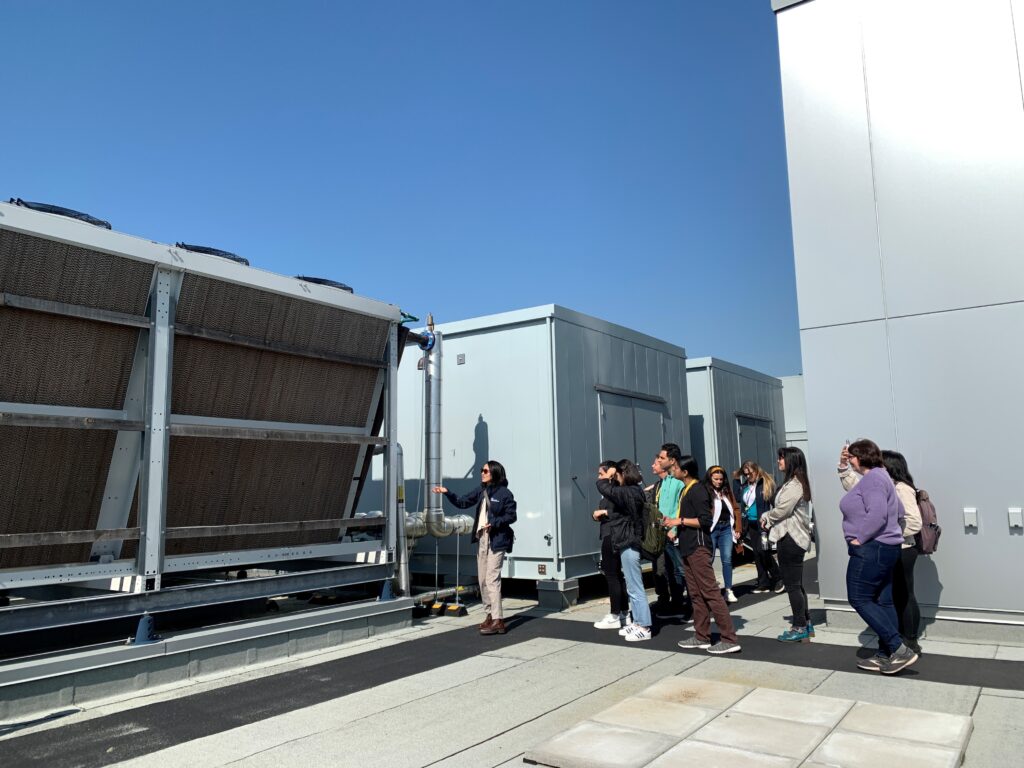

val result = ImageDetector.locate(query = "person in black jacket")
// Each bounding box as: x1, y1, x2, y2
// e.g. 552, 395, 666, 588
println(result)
737, 461, 782, 593
592, 460, 629, 630
432, 460, 516, 635
661, 448, 741, 655
597, 459, 652, 642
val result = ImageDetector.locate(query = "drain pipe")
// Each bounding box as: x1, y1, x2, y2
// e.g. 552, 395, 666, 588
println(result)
406, 315, 473, 540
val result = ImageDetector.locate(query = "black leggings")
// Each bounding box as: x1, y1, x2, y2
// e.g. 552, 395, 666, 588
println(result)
600, 535, 628, 615
892, 546, 921, 644
777, 534, 810, 628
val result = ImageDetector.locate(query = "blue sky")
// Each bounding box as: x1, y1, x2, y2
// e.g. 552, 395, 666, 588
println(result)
2, 1, 800, 375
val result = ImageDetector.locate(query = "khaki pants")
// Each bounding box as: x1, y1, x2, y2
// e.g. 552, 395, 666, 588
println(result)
477, 530, 506, 619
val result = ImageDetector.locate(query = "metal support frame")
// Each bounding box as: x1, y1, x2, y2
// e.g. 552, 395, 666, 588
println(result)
1, 206, 404, 610
137, 268, 181, 592
384, 325, 400, 571
0, 563, 392, 635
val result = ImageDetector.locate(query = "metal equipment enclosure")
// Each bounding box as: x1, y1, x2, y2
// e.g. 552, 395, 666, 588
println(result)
0, 201, 406, 633
360, 305, 689, 585
774, 0, 1024, 619
685, 357, 785, 476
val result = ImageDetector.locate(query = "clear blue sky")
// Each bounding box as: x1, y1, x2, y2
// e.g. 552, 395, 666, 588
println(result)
3, 1, 801, 375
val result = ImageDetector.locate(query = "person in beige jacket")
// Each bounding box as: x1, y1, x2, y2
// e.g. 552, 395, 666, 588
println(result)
838, 446, 923, 653
762, 447, 815, 642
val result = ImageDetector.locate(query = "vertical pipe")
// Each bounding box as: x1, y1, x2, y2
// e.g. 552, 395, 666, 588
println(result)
424, 328, 444, 523
395, 444, 411, 596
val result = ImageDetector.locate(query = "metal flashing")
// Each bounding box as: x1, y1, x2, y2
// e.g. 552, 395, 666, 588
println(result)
411, 304, 686, 360
685, 356, 784, 387
0, 201, 401, 322
772, 0, 814, 12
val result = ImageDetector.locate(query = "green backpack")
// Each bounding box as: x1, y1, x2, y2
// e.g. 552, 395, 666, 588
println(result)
641, 485, 667, 559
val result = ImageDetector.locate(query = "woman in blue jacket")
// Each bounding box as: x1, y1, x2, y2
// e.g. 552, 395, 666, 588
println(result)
433, 460, 517, 635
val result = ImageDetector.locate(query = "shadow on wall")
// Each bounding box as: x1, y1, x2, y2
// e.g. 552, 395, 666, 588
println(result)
915, 554, 944, 631
689, 415, 705, 469
357, 414, 491, 516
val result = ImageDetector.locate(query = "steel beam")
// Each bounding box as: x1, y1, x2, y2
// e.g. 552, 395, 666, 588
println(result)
0, 402, 140, 431
174, 322, 386, 369
162, 541, 384, 573
137, 268, 181, 591
167, 422, 386, 445
384, 324, 400, 567
0, 291, 150, 328
0, 563, 392, 634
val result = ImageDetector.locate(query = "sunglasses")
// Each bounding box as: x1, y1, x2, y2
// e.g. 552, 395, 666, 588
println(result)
481, 467, 491, 474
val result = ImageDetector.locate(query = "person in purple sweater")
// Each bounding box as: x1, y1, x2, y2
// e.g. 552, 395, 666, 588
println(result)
838, 439, 918, 674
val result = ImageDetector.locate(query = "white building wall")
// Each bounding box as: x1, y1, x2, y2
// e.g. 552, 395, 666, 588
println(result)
776, 0, 1024, 615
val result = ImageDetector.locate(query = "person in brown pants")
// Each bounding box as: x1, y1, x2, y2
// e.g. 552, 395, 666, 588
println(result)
433, 460, 517, 634
660, 448, 741, 655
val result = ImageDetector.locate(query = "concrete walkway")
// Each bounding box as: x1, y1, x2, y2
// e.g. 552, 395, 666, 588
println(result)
2, 559, 1022, 767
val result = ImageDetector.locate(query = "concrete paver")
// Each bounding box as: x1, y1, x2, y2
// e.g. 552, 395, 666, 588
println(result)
591, 697, 717, 738
523, 721, 678, 768
691, 711, 829, 761
838, 701, 972, 749
810, 671, 980, 716
648, 740, 799, 767
807, 731, 961, 768
634, 676, 749, 710
731, 687, 853, 727
962, 693, 1024, 767
682, 658, 832, 693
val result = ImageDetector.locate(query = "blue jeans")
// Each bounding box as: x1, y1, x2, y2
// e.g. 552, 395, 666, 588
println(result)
846, 539, 902, 654
710, 526, 735, 589
665, 542, 687, 592
620, 547, 652, 627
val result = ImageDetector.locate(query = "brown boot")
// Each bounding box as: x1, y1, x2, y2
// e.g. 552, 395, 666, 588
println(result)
480, 618, 506, 635
479, 613, 493, 631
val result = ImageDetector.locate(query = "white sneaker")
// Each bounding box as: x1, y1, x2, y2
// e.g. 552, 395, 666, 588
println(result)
725, 589, 738, 604
618, 622, 636, 636
593, 613, 621, 629
624, 625, 652, 642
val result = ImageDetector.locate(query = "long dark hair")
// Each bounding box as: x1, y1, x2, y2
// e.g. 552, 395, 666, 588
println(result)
778, 446, 811, 501
881, 450, 916, 490
616, 459, 643, 486
704, 465, 738, 509
483, 460, 508, 488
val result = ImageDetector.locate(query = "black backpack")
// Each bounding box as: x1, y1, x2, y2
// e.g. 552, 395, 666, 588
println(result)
915, 489, 941, 554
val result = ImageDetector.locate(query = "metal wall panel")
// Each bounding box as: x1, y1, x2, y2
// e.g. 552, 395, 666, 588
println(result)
777, 0, 885, 329
778, 0, 1024, 617
862, 0, 1024, 317
888, 305, 1024, 610
799, 321, 898, 604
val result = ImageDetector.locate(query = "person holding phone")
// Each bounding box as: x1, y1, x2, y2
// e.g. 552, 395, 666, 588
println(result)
592, 460, 629, 630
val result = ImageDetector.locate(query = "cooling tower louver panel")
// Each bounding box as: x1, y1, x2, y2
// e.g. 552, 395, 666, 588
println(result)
165, 438, 361, 555
171, 339, 381, 427
0, 426, 116, 569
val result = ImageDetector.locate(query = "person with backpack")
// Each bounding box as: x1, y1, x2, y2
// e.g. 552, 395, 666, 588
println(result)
762, 447, 814, 642
597, 459, 651, 642
706, 465, 743, 604
737, 461, 782, 593
841, 448, 924, 654
592, 460, 630, 631
837, 439, 917, 674
661, 447, 741, 655
648, 447, 688, 620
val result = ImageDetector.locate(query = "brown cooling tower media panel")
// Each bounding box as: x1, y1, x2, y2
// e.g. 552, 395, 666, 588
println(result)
0, 309, 138, 410
164, 438, 361, 555
175, 274, 390, 361
171, 338, 380, 427
0, 426, 116, 569
0, 229, 152, 314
